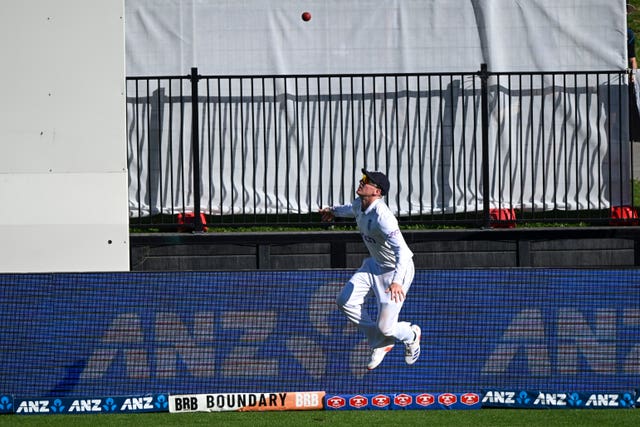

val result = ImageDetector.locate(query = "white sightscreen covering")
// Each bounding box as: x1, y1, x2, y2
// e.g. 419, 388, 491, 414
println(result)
125, 0, 626, 76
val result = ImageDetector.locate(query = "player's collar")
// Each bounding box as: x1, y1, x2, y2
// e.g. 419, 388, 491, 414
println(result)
360, 196, 382, 214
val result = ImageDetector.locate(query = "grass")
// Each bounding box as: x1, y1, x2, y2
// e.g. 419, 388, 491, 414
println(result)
2, 409, 640, 427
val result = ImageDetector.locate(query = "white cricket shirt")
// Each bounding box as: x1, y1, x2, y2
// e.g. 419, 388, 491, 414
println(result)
332, 197, 414, 283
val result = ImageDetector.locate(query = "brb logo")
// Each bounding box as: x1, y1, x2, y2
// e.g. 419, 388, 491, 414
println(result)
349, 395, 368, 409
371, 394, 390, 408
394, 393, 412, 407
327, 396, 347, 409
416, 393, 435, 407
438, 393, 457, 407
326, 396, 346, 409
460, 393, 479, 406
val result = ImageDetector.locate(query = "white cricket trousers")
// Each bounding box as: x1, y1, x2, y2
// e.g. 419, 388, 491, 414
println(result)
336, 257, 416, 349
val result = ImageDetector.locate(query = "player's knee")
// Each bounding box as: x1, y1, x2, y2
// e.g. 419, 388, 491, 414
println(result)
377, 322, 396, 337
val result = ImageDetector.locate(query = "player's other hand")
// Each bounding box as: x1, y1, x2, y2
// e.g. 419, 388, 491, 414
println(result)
320, 207, 334, 222
386, 282, 405, 303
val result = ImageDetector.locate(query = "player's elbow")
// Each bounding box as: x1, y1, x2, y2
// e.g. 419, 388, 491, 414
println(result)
336, 291, 349, 311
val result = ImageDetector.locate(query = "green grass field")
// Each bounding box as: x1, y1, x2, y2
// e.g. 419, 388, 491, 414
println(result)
2, 409, 640, 427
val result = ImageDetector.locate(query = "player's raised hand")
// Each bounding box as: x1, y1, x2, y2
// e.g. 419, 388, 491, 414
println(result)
319, 207, 334, 222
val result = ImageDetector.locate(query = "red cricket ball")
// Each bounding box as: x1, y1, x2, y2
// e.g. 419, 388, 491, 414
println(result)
301, 11, 311, 22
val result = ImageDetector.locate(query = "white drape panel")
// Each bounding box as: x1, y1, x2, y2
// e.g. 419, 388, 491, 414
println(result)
125, 0, 625, 75
127, 74, 630, 217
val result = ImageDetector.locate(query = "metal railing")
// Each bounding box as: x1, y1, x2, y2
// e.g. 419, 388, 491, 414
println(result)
126, 65, 636, 231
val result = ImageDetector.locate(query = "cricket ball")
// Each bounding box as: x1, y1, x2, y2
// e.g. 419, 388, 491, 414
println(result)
301, 11, 311, 22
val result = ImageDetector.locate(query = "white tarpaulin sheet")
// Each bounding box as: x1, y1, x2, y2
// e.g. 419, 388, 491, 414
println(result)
125, 0, 631, 217
126, 0, 626, 75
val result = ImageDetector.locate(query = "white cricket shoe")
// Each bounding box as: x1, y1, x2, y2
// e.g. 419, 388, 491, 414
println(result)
404, 324, 421, 365
367, 344, 394, 370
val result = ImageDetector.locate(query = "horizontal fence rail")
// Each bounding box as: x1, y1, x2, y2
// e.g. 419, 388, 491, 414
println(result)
126, 65, 636, 230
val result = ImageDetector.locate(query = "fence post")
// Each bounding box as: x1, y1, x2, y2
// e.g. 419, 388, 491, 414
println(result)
190, 67, 203, 232
480, 63, 491, 228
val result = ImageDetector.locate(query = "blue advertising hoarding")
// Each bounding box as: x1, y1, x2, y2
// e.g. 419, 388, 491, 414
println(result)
0, 270, 638, 397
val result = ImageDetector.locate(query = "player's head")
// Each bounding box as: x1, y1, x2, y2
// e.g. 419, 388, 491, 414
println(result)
359, 168, 390, 197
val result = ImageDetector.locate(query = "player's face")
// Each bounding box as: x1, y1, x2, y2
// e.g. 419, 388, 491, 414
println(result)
357, 174, 381, 197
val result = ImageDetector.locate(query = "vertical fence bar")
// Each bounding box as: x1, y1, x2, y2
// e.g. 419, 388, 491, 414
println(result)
540, 73, 546, 215
205, 77, 213, 221
372, 76, 379, 170
449, 75, 457, 216
167, 79, 175, 218
350, 76, 357, 193
459, 73, 468, 218
428, 75, 435, 218
145, 79, 153, 221
394, 75, 401, 212
133, 81, 142, 220
339, 77, 346, 200
496, 74, 503, 213
416, 75, 424, 216
250, 77, 257, 223
629, 70, 636, 206
563, 74, 569, 217
217, 78, 224, 223
406, 74, 412, 220
240, 78, 247, 218
294, 77, 301, 221
190, 67, 203, 232
438, 75, 445, 217
306, 76, 313, 222
480, 63, 491, 227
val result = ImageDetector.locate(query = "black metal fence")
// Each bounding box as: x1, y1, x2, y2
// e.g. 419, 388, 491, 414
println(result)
126, 65, 636, 231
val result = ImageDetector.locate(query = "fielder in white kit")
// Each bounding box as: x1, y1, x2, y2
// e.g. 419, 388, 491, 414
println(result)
320, 169, 421, 370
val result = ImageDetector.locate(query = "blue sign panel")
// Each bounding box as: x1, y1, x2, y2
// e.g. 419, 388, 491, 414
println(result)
13, 394, 168, 415
481, 390, 636, 409
0, 270, 638, 397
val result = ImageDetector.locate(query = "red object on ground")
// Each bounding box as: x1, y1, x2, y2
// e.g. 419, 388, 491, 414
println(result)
609, 206, 639, 226
489, 208, 516, 228
177, 212, 208, 232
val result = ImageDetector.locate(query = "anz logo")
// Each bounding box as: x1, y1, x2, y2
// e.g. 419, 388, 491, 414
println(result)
16, 400, 51, 414
80, 311, 280, 380
482, 308, 640, 376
